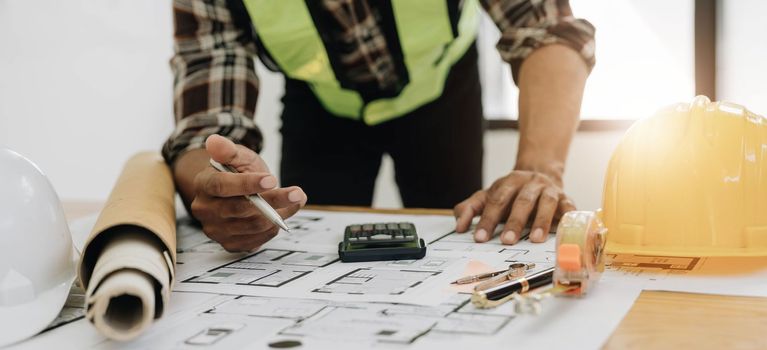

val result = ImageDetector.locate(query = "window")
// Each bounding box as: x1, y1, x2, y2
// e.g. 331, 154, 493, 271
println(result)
717, 0, 767, 116
479, 0, 696, 121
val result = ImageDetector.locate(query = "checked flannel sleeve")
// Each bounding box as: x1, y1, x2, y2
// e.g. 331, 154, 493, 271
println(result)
162, 0, 262, 165
480, 0, 596, 83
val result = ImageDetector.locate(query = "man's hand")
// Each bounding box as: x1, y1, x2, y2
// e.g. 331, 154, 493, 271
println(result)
454, 169, 575, 245
454, 44, 588, 245
174, 135, 307, 252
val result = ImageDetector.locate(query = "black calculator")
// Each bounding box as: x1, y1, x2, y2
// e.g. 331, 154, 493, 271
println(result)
338, 222, 427, 262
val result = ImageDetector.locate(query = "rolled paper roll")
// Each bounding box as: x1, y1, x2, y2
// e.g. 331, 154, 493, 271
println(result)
78, 152, 176, 341
84, 230, 171, 341
87, 270, 154, 341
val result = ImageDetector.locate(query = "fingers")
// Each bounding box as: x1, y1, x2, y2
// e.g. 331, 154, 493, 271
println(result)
204, 201, 300, 253
206, 135, 257, 167
467, 171, 573, 246
196, 166, 277, 198
193, 182, 307, 252
216, 197, 260, 219
453, 191, 486, 233
500, 182, 543, 245
196, 135, 305, 253
555, 196, 577, 219
218, 217, 279, 236
199, 195, 300, 250
198, 187, 306, 220
474, 184, 516, 243
260, 186, 307, 208
276, 202, 302, 220
528, 187, 560, 243
205, 135, 270, 174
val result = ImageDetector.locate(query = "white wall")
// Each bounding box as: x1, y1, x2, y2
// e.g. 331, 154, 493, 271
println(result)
0, 0, 175, 200
0, 0, 621, 212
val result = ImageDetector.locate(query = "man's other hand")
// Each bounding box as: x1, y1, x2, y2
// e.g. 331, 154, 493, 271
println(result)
453, 170, 575, 245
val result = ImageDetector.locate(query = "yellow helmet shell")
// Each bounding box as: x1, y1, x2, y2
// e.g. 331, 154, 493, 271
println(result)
603, 96, 767, 256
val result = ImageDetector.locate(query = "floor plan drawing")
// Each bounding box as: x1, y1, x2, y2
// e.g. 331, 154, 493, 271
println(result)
183, 249, 338, 288
379, 256, 454, 270
599, 254, 767, 299
310, 256, 460, 296
312, 268, 441, 295
176, 214, 337, 254
208, 296, 330, 321
203, 294, 516, 347
175, 216, 220, 254
502, 247, 556, 265
602, 254, 705, 281
176, 241, 464, 303
42, 293, 517, 349
268, 215, 336, 247
607, 254, 700, 272
429, 231, 510, 253
29, 210, 646, 350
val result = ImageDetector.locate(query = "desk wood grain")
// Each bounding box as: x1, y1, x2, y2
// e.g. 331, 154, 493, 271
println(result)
63, 202, 767, 349
604, 290, 767, 349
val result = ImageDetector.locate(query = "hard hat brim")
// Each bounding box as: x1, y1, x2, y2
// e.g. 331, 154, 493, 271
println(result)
0, 278, 74, 347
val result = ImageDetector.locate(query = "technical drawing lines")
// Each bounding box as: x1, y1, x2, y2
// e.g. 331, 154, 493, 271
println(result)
312, 268, 440, 295
183, 249, 338, 288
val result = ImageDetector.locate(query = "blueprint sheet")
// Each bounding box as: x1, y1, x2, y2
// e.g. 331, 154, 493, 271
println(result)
17, 210, 643, 349
603, 253, 767, 297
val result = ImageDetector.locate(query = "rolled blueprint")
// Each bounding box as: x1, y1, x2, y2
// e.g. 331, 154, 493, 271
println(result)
77, 152, 176, 341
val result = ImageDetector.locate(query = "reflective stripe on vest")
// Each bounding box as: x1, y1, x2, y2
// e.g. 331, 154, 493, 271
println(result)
243, 0, 479, 125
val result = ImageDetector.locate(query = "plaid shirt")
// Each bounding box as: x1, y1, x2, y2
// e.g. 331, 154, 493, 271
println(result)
162, 0, 596, 164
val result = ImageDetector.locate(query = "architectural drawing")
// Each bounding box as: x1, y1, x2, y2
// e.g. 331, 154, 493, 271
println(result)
206, 294, 516, 346
607, 254, 700, 271
429, 231, 510, 253
31, 210, 640, 350
429, 231, 556, 265
176, 215, 333, 253
312, 268, 441, 295
268, 215, 337, 247
175, 217, 221, 254
502, 247, 556, 265
183, 249, 338, 288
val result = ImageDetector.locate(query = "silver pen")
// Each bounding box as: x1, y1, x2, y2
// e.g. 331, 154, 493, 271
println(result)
209, 159, 291, 232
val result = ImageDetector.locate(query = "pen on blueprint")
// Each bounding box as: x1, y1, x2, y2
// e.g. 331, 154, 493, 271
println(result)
209, 159, 291, 232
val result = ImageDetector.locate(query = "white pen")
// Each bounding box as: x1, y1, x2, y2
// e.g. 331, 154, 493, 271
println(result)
209, 159, 291, 232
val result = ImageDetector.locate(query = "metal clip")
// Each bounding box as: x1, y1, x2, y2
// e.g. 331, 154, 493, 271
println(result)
473, 262, 535, 292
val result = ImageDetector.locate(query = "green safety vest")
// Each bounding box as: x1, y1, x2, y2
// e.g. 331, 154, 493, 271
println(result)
243, 0, 479, 125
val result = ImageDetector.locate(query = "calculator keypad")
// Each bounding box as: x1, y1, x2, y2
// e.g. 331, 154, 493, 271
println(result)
345, 222, 417, 245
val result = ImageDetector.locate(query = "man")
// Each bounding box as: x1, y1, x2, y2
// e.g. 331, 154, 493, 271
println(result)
163, 0, 594, 252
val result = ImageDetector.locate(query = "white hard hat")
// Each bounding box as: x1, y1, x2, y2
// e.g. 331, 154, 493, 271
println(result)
0, 148, 76, 347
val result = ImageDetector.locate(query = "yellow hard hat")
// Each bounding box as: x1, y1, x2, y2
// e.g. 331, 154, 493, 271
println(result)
603, 96, 767, 256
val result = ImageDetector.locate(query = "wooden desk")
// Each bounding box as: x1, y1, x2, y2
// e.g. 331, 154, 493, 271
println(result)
63, 202, 767, 349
